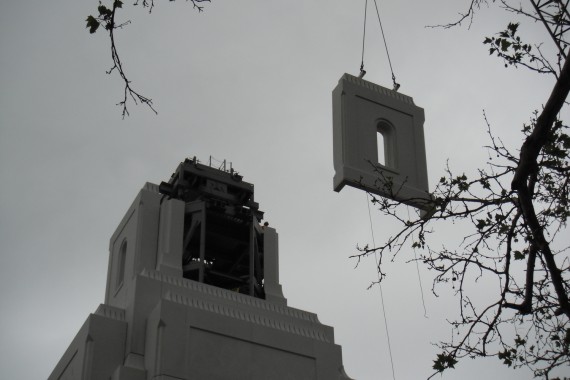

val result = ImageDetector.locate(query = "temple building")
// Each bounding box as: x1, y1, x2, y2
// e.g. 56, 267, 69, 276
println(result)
49, 158, 353, 380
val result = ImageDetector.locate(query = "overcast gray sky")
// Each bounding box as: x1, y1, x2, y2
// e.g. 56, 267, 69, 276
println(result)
1, 0, 568, 379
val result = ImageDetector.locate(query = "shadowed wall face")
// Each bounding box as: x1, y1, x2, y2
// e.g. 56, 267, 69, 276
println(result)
333, 73, 430, 212
49, 162, 352, 380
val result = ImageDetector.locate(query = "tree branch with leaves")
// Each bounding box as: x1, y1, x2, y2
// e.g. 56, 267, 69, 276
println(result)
85, 0, 210, 117
357, 1, 570, 378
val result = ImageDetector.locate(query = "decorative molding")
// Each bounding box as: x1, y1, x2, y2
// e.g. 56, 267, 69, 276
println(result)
94, 304, 126, 321
165, 291, 332, 343
341, 73, 415, 105
141, 270, 319, 324
143, 182, 160, 193
139, 270, 332, 343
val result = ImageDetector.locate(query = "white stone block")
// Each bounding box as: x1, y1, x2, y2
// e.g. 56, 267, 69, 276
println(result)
333, 73, 431, 211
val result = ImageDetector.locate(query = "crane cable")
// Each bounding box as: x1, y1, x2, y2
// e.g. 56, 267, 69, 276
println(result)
359, 0, 368, 78
406, 206, 429, 318
359, 0, 400, 91
366, 193, 397, 380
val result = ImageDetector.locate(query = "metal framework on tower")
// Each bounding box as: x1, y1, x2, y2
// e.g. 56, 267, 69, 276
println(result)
159, 157, 266, 299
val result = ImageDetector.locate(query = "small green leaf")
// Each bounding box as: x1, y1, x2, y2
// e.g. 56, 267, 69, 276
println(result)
514, 251, 525, 260
98, 4, 112, 19
501, 39, 511, 52
498, 349, 514, 367
514, 335, 526, 346
86, 15, 100, 34
114, 0, 123, 8
433, 353, 458, 372
476, 219, 487, 230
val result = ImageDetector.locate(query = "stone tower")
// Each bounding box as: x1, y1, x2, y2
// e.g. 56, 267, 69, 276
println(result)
49, 158, 353, 380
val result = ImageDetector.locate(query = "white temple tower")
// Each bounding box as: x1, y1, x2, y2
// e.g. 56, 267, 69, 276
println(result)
49, 158, 353, 380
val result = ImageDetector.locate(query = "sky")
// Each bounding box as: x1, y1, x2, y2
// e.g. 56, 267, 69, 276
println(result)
1, 0, 568, 379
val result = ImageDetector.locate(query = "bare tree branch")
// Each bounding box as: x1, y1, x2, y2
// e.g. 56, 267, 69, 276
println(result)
86, 0, 210, 116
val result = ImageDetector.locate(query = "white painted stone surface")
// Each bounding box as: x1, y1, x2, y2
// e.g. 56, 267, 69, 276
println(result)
333, 73, 431, 212
49, 183, 353, 380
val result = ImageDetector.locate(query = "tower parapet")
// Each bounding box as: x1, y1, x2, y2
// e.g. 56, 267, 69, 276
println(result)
49, 159, 353, 380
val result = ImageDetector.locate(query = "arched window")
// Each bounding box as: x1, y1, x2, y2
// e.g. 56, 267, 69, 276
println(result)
377, 120, 397, 169
377, 131, 386, 166
116, 240, 127, 289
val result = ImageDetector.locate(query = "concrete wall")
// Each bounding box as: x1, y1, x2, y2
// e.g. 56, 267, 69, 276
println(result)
49, 183, 353, 380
